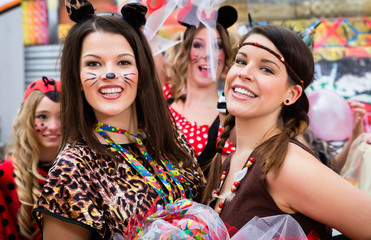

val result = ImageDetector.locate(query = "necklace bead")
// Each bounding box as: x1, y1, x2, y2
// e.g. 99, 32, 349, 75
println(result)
216, 202, 224, 214
246, 157, 255, 168
220, 171, 227, 180
231, 181, 240, 193
215, 156, 255, 215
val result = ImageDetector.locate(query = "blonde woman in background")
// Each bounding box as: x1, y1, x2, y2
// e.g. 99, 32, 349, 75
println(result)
161, 5, 239, 176
0, 77, 61, 239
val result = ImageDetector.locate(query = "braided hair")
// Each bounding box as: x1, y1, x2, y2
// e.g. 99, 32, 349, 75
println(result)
202, 25, 314, 204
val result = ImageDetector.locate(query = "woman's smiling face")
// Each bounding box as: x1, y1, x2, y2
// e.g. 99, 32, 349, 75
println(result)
80, 31, 139, 122
224, 34, 291, 120
187, 27, 226, 86
34, 96, 61, 154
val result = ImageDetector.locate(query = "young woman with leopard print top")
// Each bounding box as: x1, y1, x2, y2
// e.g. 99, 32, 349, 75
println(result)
32, 2, 205, 239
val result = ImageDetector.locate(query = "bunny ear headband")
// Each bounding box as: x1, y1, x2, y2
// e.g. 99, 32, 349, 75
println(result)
64, 0, 148, 30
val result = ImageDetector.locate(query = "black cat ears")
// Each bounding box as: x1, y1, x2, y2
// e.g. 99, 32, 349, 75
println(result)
64, 0, 148, 30
177, 4, 238, 31
65, 0, 94, 23
121, 3, 148, 30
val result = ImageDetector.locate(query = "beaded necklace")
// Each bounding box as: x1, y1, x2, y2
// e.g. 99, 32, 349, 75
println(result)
212, 157, 255, 214
95, 122, 192, 204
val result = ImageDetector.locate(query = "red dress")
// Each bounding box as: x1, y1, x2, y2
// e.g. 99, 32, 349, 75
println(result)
163, 84, 236, 163
0, 157, 48, 240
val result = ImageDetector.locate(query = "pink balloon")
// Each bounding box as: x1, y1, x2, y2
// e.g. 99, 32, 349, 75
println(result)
308, 89, 353, 141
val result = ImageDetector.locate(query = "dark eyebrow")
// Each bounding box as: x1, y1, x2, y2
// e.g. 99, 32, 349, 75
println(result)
236, 52, 247, 58
118, 53, 135, 58
237, 52, 281, 69
194, 37, 222, 42
193, 37, 205, 42
35, 110, 50, 114
262, 58, 280, 69
82, 54, 101, 59
82, 53, 135, 59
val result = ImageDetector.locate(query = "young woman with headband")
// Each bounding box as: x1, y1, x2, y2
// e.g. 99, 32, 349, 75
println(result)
203, 24, 371, 239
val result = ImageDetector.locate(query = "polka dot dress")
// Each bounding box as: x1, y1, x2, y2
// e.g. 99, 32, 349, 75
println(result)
163, 84, 236, 157
0, 157, 46, 240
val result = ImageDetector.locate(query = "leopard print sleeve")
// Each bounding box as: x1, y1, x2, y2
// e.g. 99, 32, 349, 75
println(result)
32, 143, 115, 239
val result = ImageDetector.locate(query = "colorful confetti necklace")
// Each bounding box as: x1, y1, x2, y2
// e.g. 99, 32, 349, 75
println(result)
212, 157, 256, 214
95, 122, 191, 204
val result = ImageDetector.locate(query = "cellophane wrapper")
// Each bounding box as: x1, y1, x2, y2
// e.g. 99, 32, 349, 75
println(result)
121, 198, 229, 239
119, 198, 310, 240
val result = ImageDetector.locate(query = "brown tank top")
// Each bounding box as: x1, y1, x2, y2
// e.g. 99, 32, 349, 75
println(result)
214, 139, 332, 239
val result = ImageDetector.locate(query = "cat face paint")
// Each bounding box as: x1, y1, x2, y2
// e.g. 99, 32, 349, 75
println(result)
187, 27, 225, 85
80, 31, 139, 122
83, 72, 136, 88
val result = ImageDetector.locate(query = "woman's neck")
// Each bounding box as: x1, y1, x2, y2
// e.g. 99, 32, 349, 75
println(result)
171, 80, 220, 126
234, 116, 281, 152
185, 79, 219, 107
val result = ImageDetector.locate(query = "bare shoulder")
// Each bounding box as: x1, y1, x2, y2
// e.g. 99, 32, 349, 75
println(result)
269, 142, 344, 197
266, 142, 326, 212
267, 142, 371, 239
267, 142, 327, 185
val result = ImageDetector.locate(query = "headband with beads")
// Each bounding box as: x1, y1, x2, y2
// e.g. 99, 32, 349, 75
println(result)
238, 42, 304, 87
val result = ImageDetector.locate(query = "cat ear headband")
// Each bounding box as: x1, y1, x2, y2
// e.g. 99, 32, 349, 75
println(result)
23, 76, 61, 102
64, 0, 148, 30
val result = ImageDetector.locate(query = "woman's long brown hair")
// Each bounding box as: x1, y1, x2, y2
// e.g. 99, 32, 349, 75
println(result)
202, 25, 314, 204
60, 15, 193, 167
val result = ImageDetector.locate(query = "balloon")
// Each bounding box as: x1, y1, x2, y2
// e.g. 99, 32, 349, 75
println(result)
308, 89, 353, 141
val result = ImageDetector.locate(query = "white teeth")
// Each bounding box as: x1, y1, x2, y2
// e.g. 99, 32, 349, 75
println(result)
100, 88, 122, 94
234, 87, 256, 97
45, 135, 59, 138
200, 66, 210, 69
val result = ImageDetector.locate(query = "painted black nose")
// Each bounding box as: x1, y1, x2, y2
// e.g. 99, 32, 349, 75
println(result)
106, 73, 116, 79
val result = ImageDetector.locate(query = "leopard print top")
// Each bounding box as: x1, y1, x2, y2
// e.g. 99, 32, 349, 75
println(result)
32, 134, 205, 239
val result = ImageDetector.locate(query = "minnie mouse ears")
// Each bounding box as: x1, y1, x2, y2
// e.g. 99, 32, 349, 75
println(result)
217, 6, 238, 30
178, 4, 238, 30
64, 0, 148, 30
23, 76, 61, 102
